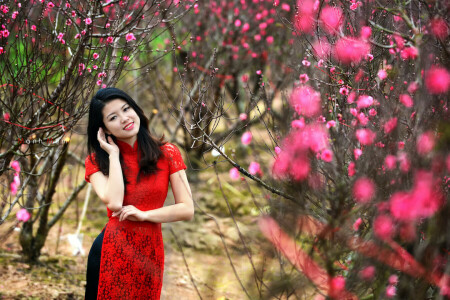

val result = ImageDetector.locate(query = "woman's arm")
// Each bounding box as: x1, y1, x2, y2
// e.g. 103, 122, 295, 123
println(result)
113, 169, 194, 222
90, 152, 124, 212
89, 128, 124, 212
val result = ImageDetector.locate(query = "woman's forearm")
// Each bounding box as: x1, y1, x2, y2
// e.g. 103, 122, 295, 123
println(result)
104, 153, 125, 211
144, 203, 194, 223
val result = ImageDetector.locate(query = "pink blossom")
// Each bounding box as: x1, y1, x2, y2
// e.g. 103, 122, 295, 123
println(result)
383, 117, 397, 134
393, 34, 404, 49
398, 141, 405, 150
350, 108, 358, 116
266, 36, 274, 44
407, 81, 419, 94
256, 70, 262, 75
299, 74, 309, 83
13, 174, 20, 186
386, 285, 396, 298
384, 155, 396, 170
357, 112, 369, 126
377, 69, 387, 80
350, 2, 358, 10
353, 217, 362, 230
290, 155, 311, 181
249, 162, 261, 176
31, 25, 37, 31
47, 2, 55, 8
275, 146, 282, 155
106, 36, 114, 43
10, 161, 20, 172
411, 171, 443, 218
242, 23, 250, 32
12, 11, 18, 19
359, 266, 376, 280
354, 148, 362, 160
390, 171, 443, 221
388, 275, 398, 285
291, 118, 305, 129
93, 53, 99, 59
281, 3, 290, 11
348, 162, 355, 177
312, 39, 331, 59
241, 74, 249, 83
348, 92, 356, 104
85, 18, 92, 25
319, 6, 344, 35
329, 276, 346, 299
356, 95, 374, 109
429, 18, 449, 40
369, 108, 377, 116
239, 113, 248, 121
353, 177, 375, 203
10, 182, 18, 195
326, 120, 336, 129
374, 215, 394, 240
241, 132, 252, 145
234, 19, 241, 27
399, 94, 413, 107
333, 37, 370, 65
397, 152, 410, 172
425, 65, 450, 94
302, 59, 311, 67
3, 113, 10, 121
289, 86, 321, 117
126, 33, 136, 42
321, 149, 333, 162
417, 131, 435, 155
390, 192, 415, 221
366, 53, 374, 61
339, 87, 349, 95
16, 208, 30, 222
96, 80, 102, 86
400, 46, 419, 60
360, 26, 372, 40
303, 124, 330, 152
123, 56, 130, 61
293, 0, 316, 34
356, 129, 376, 145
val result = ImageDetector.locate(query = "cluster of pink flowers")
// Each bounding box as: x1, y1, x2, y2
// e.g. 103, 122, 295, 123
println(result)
272, 123, 330, 182
389, 171, 443, 222
10, 161, 20, 196
289, 85, 321, 117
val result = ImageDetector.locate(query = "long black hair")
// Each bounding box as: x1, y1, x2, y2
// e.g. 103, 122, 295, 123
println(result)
87, 87, 167, 185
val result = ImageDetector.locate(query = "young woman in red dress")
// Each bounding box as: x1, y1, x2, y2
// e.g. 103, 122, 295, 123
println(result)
84, 88, 194, 299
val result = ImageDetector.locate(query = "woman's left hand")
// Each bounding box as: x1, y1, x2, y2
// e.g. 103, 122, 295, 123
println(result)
112, 205, 147, 222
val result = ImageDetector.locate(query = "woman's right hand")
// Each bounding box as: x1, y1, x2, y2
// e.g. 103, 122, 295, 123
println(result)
97, 128, 120, 156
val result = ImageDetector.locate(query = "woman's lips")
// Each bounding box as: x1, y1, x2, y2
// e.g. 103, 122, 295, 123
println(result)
123, 122, 134, 130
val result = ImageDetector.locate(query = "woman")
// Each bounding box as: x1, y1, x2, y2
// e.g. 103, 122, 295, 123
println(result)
84, 87, 194, 299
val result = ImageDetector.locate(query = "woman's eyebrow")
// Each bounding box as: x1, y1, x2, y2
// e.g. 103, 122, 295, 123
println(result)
106, 103, 128, 118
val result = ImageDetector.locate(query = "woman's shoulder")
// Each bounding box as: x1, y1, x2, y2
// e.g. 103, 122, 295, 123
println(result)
159, 142, 184, 159
85, 152, 97, 166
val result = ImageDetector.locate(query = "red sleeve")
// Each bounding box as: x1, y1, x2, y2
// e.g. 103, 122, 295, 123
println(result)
85, 154, 101, 183
164, 143, 187, 175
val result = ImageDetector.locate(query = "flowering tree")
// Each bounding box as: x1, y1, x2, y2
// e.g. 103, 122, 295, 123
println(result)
130, 0, 299, 178
164, 0, 449, 298
0, 0, 189, 262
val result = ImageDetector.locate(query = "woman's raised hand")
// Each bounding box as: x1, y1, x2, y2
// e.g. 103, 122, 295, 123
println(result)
97, 128, 120, 156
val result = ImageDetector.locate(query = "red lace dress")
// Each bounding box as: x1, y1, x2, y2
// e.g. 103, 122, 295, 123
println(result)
84, 139, 187, 299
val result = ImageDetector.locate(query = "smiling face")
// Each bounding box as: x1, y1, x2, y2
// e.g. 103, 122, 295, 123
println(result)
102, 98, 140, 146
